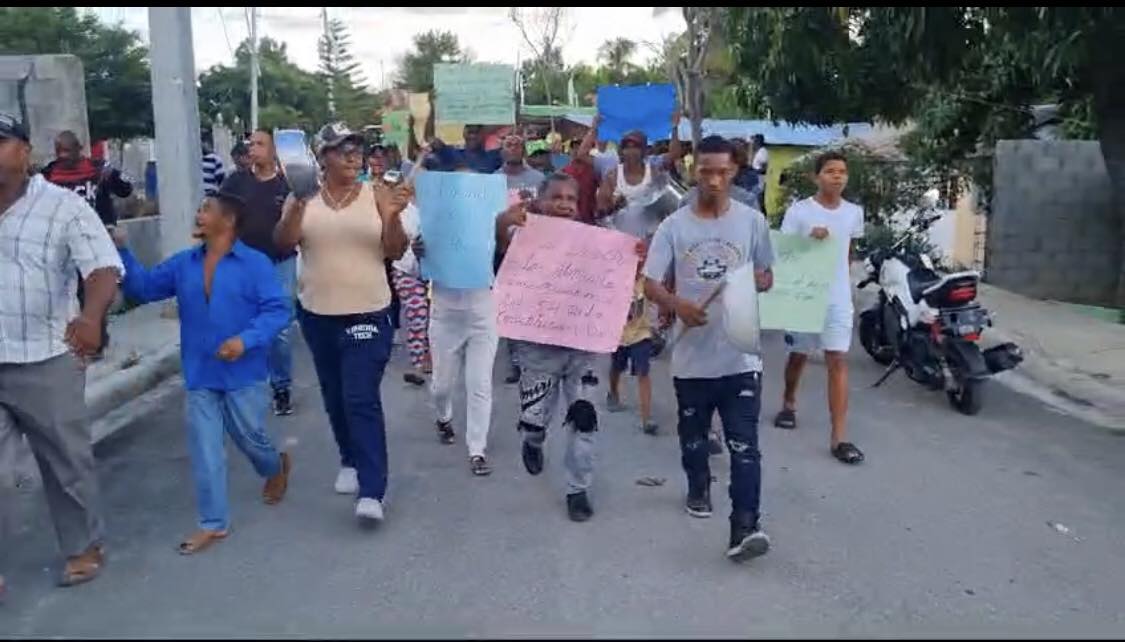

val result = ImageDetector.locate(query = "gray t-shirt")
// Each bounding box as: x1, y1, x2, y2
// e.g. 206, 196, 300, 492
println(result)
643, 200, 775, 379
495, 164, 546, 195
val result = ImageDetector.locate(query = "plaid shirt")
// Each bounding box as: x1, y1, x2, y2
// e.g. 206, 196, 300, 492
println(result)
0, 175, 124, 364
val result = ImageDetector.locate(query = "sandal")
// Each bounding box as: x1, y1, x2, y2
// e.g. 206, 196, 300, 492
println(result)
831, 442, 865, 465
469, 456, 492, 477
177, 530, 228, 556
773, 408, 797, 429
403, 372, 426, 386
59, 544, 105, 587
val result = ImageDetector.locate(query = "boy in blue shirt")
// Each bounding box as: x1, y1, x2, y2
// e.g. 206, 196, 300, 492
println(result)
113, 188, 292, 555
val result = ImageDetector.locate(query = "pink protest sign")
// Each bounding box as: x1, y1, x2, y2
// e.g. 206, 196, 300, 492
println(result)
495, 215, 639, 353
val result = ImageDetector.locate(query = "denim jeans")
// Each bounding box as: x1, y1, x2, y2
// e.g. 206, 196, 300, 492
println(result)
185, 382, 282, 531
268, 257, 297, 394
672, 371, 763, 521
298, 304, 393, 500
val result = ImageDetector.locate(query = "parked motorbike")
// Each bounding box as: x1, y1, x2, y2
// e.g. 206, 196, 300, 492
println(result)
857, 214, 1024, 415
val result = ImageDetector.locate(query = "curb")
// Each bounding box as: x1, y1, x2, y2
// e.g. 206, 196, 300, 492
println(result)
86, 343, 181, 442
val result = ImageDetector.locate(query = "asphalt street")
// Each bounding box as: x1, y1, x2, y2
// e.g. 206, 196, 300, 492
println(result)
3, 331, 1124, 638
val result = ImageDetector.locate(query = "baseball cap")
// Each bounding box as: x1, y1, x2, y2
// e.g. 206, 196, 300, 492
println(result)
0, 113, 30, 143
620, 129, 647, 149
314, 122, 363, 155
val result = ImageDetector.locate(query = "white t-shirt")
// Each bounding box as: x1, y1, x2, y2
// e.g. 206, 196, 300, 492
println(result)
751, 147, 769, 171
780, 197, 864, 309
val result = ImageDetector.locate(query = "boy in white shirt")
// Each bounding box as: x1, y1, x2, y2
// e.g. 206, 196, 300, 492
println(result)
773, 151, 866, 465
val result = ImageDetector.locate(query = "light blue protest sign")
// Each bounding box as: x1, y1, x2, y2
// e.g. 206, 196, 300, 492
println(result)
415, 171, 508, 290
596, 84, 677, 143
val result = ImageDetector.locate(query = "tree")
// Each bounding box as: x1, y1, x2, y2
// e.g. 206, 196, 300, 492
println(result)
318, 16, 377, 125
681, 7, 721, 147
0, 7, 152, 141
727, 7, 1125, 304
198, 37, 328, 134
510, 7, 571, 124
598, 38, 638, 83
395, 30, 466, 93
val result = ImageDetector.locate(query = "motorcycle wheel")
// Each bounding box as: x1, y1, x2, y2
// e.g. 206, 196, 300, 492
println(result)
859, 312, 894, 365
947, 378, 984, 416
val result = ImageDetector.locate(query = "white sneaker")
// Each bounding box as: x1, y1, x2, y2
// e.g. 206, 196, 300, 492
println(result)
334, 467, 358, 495
355, 497, 384, 522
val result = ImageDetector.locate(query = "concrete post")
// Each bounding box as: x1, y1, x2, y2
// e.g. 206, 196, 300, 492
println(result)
147, 7, 202, 260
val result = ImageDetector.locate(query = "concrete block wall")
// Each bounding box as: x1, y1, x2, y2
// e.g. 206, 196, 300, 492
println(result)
986, 140, 1122, 305
0, 55, 89, 168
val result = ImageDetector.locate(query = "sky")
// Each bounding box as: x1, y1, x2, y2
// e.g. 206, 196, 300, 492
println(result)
89, 7, 686, 89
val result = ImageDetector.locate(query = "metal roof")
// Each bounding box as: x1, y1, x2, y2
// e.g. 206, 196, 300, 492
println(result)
563, 114, 874, 147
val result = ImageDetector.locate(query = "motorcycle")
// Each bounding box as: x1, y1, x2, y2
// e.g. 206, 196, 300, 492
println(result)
856, 214, 1024, 415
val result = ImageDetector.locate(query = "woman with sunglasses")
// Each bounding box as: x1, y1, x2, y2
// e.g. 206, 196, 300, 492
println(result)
274, 122, 410, 525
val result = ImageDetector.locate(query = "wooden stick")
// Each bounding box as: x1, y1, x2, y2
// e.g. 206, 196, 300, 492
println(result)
662, 280, 726, 354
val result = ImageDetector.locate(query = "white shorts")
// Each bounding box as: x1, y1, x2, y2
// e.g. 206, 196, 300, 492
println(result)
785, 304, 854, 354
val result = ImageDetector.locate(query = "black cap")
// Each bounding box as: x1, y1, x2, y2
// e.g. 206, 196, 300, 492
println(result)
0, 112, 30, 143
315, 122, 363, 155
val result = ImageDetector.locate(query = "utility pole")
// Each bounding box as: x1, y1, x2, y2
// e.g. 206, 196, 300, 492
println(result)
322, 7, 336, 117
147, 7, 202, 260
249, 7, 259, 131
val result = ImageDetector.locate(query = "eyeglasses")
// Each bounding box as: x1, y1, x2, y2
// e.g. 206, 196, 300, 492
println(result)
332, 143, 363, 157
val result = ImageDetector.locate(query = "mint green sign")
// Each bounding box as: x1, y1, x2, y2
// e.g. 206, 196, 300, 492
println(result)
758, 231, 845, 333
433, 63, 515, 125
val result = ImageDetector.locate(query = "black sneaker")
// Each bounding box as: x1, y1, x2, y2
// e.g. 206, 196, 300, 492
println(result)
685, 484, 712, 518
522, 439, 544, 475
273, 389, 294, 416
436, 421, 455, 445
727, 517, 770, 563
567, 491, 593, 522
403, 372, 425, 386
505, 365, 522, 385
580, 370, 599, 387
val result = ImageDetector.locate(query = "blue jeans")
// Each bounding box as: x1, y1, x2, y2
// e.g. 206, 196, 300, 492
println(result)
268, 257, 297, 393
298, 304, 393, 500
672, 372, 763, 521
185, 382, 282, 531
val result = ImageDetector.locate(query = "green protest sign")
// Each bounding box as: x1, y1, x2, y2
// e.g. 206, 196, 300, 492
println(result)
758, 231, 845, 333
433, 63, 515, 125
382, 110, 410, 151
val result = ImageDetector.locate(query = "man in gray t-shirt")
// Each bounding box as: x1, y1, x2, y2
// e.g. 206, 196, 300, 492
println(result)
642, 135, 775, 564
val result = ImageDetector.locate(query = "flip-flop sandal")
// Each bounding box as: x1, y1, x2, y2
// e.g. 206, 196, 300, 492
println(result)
58, 545, 104, 587
774, 409, 797, 429
832, 442, 865, 465
177, 530, 228, 556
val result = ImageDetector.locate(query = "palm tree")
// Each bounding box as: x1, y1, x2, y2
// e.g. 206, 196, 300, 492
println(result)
598, 37, 637, 83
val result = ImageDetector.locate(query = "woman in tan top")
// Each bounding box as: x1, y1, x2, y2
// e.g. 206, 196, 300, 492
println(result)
274, 123, 409, 524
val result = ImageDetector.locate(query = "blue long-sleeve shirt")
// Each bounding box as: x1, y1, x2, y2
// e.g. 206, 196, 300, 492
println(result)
118, 241, 291, 391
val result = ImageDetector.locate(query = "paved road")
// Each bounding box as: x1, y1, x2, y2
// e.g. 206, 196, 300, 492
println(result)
3, 332, 1125, 637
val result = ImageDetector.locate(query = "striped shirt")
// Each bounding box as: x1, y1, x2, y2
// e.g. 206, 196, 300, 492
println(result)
0, 175, 124, 364
202, 152, 226, 196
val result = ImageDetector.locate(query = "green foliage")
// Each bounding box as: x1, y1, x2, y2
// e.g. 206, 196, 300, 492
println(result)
0, 7, 152, 141
318, 18, 379, 126
779, 142, 939, 228
395, 30, 467, 93
198, 38, 330, 134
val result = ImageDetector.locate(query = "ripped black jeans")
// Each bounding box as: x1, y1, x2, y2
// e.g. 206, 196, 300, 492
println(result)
673, 371, 762, 521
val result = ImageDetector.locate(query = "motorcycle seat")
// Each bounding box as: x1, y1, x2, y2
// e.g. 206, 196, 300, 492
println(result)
908, 269, 942, 303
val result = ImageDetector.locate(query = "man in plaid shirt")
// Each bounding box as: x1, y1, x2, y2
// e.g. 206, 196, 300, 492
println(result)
0, 113, 123, 597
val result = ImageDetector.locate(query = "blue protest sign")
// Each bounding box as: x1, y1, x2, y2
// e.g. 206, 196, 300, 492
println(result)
596, 84, 677, 143
415, 171, 508, 289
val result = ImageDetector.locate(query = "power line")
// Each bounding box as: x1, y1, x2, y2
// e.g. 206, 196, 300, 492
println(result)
216, 7, 235, 60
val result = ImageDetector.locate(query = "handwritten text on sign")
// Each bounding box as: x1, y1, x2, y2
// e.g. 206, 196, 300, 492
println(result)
416, 172, 508, 290
757, 230, 844, 333
495, 216, 638, 353
433, 63, 516, 126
